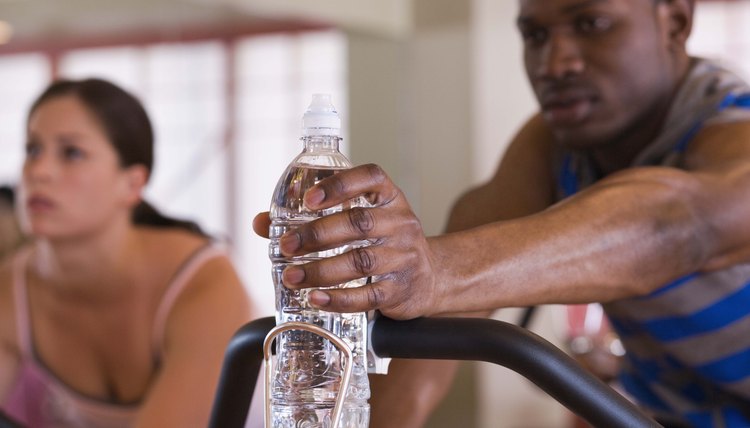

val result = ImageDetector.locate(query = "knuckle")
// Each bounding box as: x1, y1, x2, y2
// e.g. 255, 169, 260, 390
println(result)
366, 285, 386, 307
329, 173, 348, 196
298, 223, 322, 248
402, 250, 419, 266
347, 207, 375, 235
318, 173, 347, 199
363, 163, 387, 184
349, 247, 377, 276
402, 215, 423, 233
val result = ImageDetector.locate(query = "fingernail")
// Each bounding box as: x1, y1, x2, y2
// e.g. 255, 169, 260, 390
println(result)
304, 188, 325, 208
309, 290, 331, 307
279, 232, 301, 253
283, 266, 305, 285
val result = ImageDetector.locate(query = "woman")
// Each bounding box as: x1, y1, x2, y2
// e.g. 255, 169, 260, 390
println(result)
0, 78, 255, 427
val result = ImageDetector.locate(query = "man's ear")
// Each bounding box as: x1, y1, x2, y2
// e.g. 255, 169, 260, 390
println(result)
663, 0, 694, 51
122, 164, 148, 207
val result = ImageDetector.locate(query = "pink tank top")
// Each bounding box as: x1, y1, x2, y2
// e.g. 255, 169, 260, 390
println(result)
1, 244, 225, 428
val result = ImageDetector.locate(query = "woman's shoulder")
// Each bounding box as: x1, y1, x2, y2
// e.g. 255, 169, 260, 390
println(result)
0, 255, 13, 312
0, 246, 27, 304
138, 226, 209, 248
0, 248, 21, 351
133, 227, 241, 292
141, 228, 254, 343
136, 227, 214, 263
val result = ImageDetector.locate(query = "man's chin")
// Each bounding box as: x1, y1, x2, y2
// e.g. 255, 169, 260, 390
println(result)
549, 123, 617, 150
551, 130, 598, 150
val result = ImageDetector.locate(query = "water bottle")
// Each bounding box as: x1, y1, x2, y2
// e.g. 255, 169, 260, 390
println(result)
268, 94, 370, 428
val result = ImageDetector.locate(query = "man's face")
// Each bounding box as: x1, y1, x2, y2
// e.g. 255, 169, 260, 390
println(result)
518, 0, 678, 149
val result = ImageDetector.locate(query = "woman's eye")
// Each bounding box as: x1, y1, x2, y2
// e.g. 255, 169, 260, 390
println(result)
25, 142, 42, 159
62, 145, 86, 161
577, 16, 612, 34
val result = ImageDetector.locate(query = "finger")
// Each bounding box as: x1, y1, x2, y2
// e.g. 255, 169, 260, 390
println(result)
308, 280, 393, 314
279, 206, 377, 255
252, 212, 271, 238
308, 278, 423, 320
282, 243, 416, 289
304, 164, 400, 210
279, 204, 422, 257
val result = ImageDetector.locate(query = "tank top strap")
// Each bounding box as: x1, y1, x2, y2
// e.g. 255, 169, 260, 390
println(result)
559, 91, 750, 198
11, 248, 34, 358
150, 243, 226, 356
673, 92, 750, 153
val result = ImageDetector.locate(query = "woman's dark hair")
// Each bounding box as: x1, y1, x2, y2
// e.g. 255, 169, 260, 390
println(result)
29, 78, 205, 236
0, 185, 14, 206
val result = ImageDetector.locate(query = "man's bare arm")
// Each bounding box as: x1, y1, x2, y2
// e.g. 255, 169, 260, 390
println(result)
279, 120, 750, 319
423, 120, 750, 315
369, 114, 555, 428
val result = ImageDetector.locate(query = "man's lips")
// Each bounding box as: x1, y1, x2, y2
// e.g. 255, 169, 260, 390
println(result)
540, 89, 598, 127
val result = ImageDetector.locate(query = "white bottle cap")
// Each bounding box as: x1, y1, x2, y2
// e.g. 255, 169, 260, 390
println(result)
302, 93, 341, 136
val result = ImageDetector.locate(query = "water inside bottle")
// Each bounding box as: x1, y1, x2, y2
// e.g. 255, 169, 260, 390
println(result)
269, 164, 370, 427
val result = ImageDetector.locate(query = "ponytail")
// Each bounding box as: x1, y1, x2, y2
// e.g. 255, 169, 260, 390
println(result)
132, 200, 206, 237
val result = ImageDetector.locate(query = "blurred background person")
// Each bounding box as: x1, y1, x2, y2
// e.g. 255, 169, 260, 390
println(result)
0, 78, 255, 428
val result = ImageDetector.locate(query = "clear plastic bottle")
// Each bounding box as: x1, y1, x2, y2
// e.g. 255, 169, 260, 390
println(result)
268, 94, 370, 428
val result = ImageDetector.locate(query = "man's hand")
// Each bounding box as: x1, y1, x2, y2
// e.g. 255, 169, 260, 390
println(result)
253, 164, 442, 320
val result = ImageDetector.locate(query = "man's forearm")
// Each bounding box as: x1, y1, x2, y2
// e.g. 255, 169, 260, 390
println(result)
429, 168, 716, 314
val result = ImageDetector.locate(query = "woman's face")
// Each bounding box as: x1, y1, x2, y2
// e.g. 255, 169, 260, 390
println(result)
22, 94, 142, 240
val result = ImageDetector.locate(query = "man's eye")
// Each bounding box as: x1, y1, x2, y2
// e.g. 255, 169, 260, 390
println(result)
577, 16, 612, 33
522, 28, 548, 45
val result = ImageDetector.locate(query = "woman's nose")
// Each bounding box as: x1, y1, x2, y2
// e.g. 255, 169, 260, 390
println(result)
23, 149, 55, 183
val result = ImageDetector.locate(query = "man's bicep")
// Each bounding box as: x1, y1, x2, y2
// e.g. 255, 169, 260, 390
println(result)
446, 113, 555, 233
684, 120, 750, 171
682, 121, 750, 269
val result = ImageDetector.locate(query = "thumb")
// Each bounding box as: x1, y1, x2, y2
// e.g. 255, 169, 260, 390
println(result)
252, 212, 271, 238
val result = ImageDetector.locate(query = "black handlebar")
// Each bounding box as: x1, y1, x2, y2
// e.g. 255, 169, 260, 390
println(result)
371, 316, 659, 428
208, 315, 661, 428
209, 316, 275, 428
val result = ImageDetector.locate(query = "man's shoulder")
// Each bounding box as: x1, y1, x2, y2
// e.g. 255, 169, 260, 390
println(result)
685, 119, 750, 168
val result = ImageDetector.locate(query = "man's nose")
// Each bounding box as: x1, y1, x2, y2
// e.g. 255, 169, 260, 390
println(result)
536, 32, 585, 80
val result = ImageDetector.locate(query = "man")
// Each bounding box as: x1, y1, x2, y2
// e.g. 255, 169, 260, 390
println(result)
255, 0, 750, 425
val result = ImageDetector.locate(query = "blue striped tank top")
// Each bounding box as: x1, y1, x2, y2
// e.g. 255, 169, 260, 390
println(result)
557, 58, 750, 427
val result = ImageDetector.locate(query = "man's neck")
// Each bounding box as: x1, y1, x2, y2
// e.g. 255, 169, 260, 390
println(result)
591, 56, 695, 176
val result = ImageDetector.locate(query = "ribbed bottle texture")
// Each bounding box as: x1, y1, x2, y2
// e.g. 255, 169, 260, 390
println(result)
268, 95, 370, 428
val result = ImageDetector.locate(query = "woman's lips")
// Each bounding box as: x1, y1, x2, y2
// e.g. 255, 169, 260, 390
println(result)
27, 195, 56, 213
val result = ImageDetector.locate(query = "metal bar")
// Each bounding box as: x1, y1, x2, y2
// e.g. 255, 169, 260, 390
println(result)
371, 317, 660, 428
209, 315, 661, 428
262, 322, 354, 428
